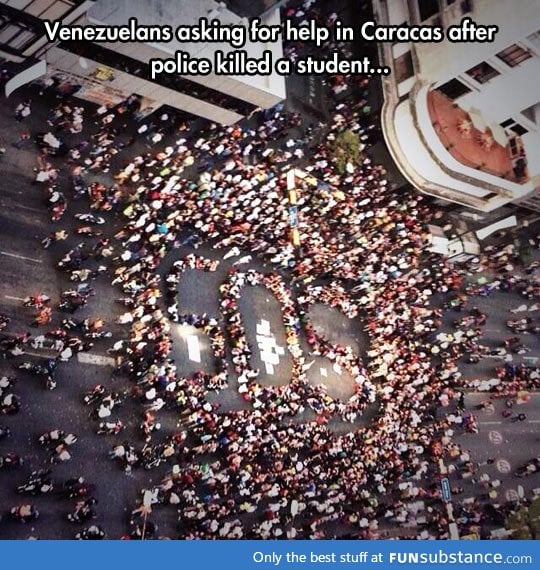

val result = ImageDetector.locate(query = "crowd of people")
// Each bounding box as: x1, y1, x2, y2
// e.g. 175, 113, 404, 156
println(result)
0, 0, 538, 540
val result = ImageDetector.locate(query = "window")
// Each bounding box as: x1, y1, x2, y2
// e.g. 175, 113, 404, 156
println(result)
508, 137, 520, 156
501, 118, 528, 136
417, 0, 439, 21
394, 51, 414, 83
465, 61, 500, 84
437, 78, 472, 100
510, 123, 528, 136
496, 44, 532, 67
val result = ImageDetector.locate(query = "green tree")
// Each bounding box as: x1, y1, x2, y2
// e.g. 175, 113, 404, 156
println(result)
330, 129, 362, 174
506, 496, 540, 539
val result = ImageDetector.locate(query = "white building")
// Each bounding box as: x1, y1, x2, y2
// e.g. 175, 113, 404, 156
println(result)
0, 0, 286, 124
374, 0, 540, 212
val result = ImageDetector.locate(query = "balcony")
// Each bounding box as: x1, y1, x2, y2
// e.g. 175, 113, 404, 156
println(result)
428, 89, 528, 184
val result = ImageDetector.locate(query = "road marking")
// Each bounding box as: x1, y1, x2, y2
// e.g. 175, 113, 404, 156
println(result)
496, 459, 511, 474
0, 187, 23, 195
4, 295, 25, 301
23, 349, 57, 358
529, 420, 540, 424
186, 335, 201, 363
483, 405, 496, 415
0, 251, 42, 263
77, 353, 115, 366
488, 430, 503, 445
256, 318, 284, 375
480, 421, 502, 425
12, 203, 42, 213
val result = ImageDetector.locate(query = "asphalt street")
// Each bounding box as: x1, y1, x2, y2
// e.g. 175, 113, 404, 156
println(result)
433, 268, 540, 535
445, 394, 540, 538
0, 74, 378, 537
461, 393, 540, 502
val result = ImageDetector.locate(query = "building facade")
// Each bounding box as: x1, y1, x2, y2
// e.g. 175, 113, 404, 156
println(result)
374, 0, 540, 212
0, 0, 286, 124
